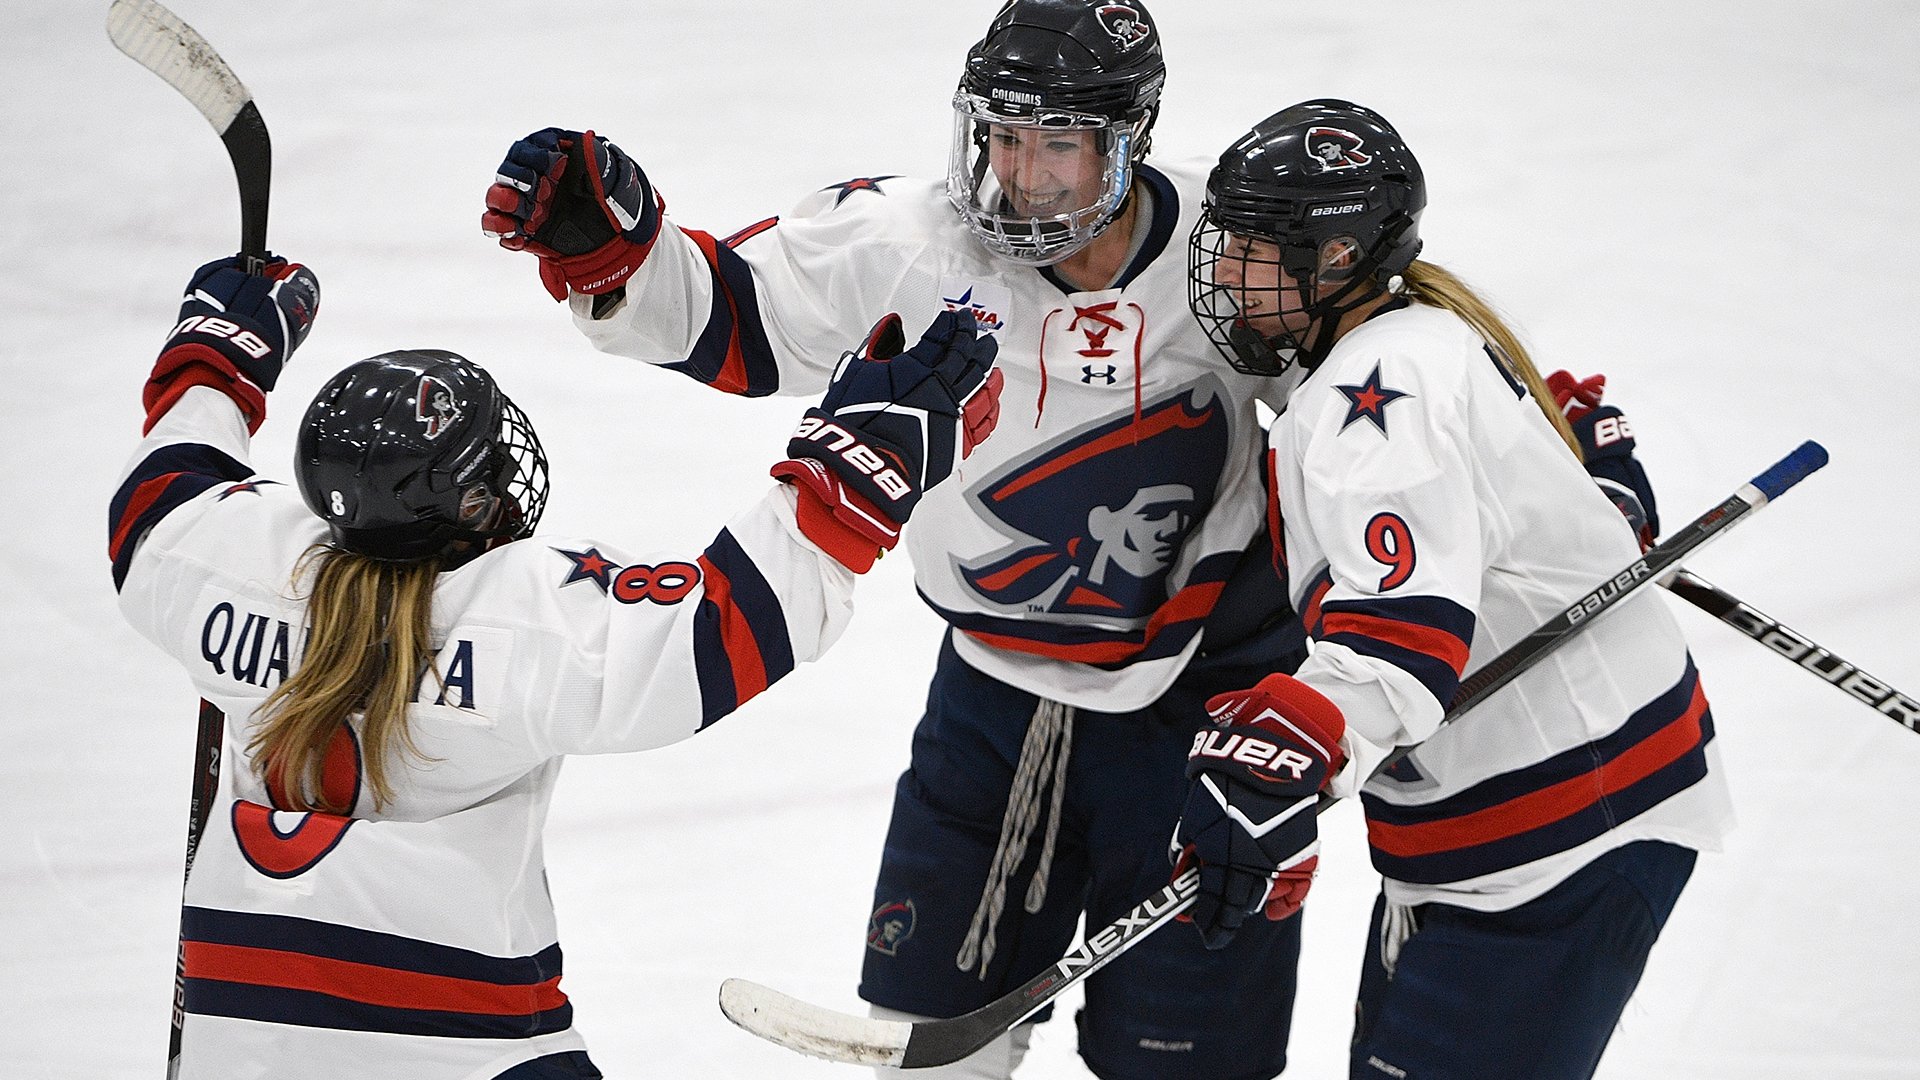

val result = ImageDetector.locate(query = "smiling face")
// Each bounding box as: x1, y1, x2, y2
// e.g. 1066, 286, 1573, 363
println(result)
1211, 233, 1303, 340
986, 124, 1108, 219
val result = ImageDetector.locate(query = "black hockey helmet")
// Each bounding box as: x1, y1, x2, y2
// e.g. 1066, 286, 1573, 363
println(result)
950, 0, 1166, 264
295, 350, 548, 562
1188, 99, 1426, 377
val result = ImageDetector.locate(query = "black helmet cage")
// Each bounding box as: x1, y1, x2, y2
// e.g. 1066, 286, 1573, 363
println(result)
1187, 99, 1425, 377
295, 350, 549, 563
949, 0, 1166, 265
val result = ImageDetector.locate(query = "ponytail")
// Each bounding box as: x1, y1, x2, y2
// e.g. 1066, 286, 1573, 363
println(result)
1400, 260, 1583, 462
250, 548, 441, 813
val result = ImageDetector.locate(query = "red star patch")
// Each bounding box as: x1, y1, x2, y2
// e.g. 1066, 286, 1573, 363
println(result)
1335, 362, 1411, 436
556, 547, 617, 593
824, 175, 899, 206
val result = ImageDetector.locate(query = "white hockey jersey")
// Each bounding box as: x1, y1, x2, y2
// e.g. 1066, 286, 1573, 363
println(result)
112, 386, 857, 1078
571, 163, 1288, 711
1268, 302, 1734, 911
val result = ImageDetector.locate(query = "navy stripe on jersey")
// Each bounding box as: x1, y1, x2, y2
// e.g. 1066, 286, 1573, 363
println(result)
661, 230, 781, 397
691, 527, 796, 727
1361, 660, 1713, 884
180, 906, 571, 1038
1484, 344, 1527, 399
1318, 595, 1477, 709
109, 442, 252, 590
923, 548, 1240, 670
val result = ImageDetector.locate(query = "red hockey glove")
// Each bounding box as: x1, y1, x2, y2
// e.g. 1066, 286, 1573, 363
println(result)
1172, 673, 1346, 949
773, 310, 1000, 572
1547, 370, 1661, 551
483, 128, 662, 301
144, 254, 320, 434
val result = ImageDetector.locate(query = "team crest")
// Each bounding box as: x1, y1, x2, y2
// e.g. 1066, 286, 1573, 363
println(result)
1096, 4, 1152, 48
1305, 126, 1371, 172
957, 385, 1229, 623
867, 900, 917, 956
1335, 362, 1411, 436
416, 376, 462, 440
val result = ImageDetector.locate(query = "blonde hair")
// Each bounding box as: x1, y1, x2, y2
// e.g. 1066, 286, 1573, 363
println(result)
249, 548, 441, 813
1400, 260, 1582, 461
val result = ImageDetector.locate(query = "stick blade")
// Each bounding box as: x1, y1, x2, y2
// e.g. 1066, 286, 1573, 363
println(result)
718, 979, 910, 1067
107, 0, 251, 133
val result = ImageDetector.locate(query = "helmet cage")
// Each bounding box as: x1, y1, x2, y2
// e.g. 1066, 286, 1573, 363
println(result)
947, 91, 1140, 267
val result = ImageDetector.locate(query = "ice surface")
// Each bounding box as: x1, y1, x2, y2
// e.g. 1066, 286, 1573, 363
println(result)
2, 1, 1916, 1076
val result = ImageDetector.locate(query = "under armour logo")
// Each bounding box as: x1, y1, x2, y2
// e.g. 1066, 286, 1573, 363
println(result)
1082, 365, 1118, 384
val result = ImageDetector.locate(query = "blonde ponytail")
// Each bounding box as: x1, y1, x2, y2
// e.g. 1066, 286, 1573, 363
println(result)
250, 548, 441, 813
1400, 260, 1582, 462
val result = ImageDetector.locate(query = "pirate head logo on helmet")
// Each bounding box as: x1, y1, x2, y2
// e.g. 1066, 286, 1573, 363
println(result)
1096, 3, 1152, 48
416, 376, 463, 440
1304, 126, 1371, 172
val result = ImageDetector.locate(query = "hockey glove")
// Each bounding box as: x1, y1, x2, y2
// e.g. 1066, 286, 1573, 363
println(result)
1173, 672, 1346, 950
144, 254, 320, 435
1547, 370, 1660, 550
773, 309, 1003, 572
483, 128, 661, 301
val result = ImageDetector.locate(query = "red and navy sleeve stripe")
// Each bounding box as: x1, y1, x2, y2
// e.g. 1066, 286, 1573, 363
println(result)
1317, 594, 1476, 709
660, 229, 782, 398
109, 442, 252, 591
1361, 659, 1714, 884
691, 528, 797, 727
180, 906, 570, 1039
925, 549, 1241, 669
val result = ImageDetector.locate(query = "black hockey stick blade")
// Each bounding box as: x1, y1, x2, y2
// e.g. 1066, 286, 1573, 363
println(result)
719, 868, 1200, 1068
107, 0, 271, 264
1664, 569, 1919, 735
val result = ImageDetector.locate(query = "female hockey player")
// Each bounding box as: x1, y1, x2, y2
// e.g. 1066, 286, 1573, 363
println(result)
1179, 99, 1731, 1080
110, 253, 998, 1079
481, 3, 1316, 1078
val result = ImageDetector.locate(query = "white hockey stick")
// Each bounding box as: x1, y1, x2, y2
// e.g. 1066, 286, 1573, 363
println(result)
719, 441, 1828, 1068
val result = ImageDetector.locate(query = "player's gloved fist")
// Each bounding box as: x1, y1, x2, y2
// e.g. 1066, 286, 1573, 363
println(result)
483, 128, 660, 301
144, 254, 320, 435
772, 310, 1002, 572
1546, 370, 1660, 551
1171, 672, 1346, 950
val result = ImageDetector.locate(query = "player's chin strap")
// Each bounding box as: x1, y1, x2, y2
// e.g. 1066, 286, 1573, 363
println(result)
956, 697, 1075, 980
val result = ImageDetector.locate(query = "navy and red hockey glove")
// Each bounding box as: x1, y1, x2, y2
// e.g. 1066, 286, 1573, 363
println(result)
1173, 672, 1347, 950
773, 309, 1003, 572
144, 254, 320, 435
1547, 370, 1661, 551
483, 128, 662, 301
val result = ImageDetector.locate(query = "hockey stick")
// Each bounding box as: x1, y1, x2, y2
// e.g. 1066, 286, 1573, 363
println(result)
107, 6, 267, 1075
1664, 569, 1918, 736
717, 440, 1829, 1069
107, 0, 272, 269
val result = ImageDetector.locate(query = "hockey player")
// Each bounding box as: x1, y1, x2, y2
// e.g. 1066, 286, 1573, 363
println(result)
1180, 100, 1731, 1080
481, 3, 1312, 1077
111, 253, 999, 1079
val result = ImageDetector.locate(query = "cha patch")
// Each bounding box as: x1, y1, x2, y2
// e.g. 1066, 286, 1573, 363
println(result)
940, 277, 1010, 337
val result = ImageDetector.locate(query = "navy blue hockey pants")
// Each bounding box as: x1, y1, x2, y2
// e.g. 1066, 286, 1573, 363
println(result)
860, 634, 1303, 1080
1351, 839, 1697, 1080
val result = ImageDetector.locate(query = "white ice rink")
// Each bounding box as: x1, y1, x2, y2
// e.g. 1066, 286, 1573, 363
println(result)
3, 1, 1917, 1076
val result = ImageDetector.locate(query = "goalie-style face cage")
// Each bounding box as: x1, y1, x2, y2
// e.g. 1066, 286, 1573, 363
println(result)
295, 350, 549, 563
1188, 99, 1425, 378
948, 0, 1165, 266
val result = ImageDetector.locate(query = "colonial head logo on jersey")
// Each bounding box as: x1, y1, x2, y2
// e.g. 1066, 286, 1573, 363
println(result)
416, 376, 461, 439
957, 386, 1229, 624
1305, 126, 1371, 172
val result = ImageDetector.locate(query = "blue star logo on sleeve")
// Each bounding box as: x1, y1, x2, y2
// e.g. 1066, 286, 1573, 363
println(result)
824, 175, 899, 206
1335, 362, 1411, 436
556, 547, 616, 593
216, 479, 279, 500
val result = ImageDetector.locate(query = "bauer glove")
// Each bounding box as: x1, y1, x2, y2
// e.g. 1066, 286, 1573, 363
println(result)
1547, 370, 1660, 550
1173, 672, 1346, 950
483, 128, 661, 301
772, 309, 1004, 572
144, 254, 320, 434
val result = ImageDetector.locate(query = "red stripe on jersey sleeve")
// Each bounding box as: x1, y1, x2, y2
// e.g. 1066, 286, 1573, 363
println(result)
683, 229, 751, 396
1320, 610, 1471, 676
183, 941, 567, 1015
697, 553, 770, 704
